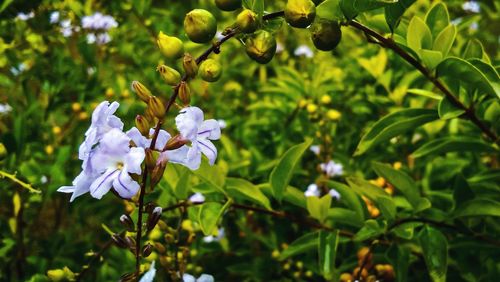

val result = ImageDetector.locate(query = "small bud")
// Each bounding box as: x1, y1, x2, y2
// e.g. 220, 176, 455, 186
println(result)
154, 242, 166, 254
105, 88, 114, 98
163, 134, 188, 151
157, 65, 181, 86
135, 115, 150, 136
165, 233, 175, 244
339, 273, 353, 282
184, 9, 217, 43
142, 243, 154, 257
150, 160, 166, 188
183, 53, 199, 79
236, 9, 258, 33
144, 107, 156, 124
125, 236, 136, 251
326, 109, 341, 120
147, 207, 163, 231
199, 59, 222, 82
310, 19, 342, 51
157, 31, 184, 59
45, 145, 54, 155
245, 31, 277, 64
120, 272, 137, 282
131, 81, 152, 103
52, 126, 62, 135
320, 94, 331, 104
47, 269, 66, 281
112, 233, 128, 249
119, 214, 135, 231
178, 82, 191, 105
148, 96, 166, 119
306, 103, 318, 113
71, 102, 81, 112
285, 0, 316, 28
145, 149, 156, 170
0, 143, 7, 160
215, 0, 241, 11
352, 267, 368, 280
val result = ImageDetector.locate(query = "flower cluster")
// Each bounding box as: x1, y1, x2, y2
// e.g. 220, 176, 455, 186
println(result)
58, 101, 221, 202
0, 103, 12, 115
304, 184, 340, 200
82, 12, 118, 45
320, 160, 343, 178
462, 1, 480, 13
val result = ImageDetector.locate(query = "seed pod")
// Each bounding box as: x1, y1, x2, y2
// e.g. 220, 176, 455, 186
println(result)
245, 31, 277, 64
178, 81, 191, 105
145, 149, 156, 170
119, 214, 135, 231
199, 59, 222, 82
151, 160, 166, 188
119, 272, 137, 282
148, 96, 166, 119
184, 9, 217, 43
157, 65, 181, 86
183, 53, 199, 79
131, 81, 152, 103
112, 234, 128, 249
135, 115, 150, 136
154, 242, 166, 254
310, 19, 342, 51
125, 236, 136, 251
142, 243, 153, 257
237, 9, 258, 33
285, 0, 316, 28
163, 134, 188, 151
157, 31, 184, 59
215, 0, 241, 11
147, 207, 163, 231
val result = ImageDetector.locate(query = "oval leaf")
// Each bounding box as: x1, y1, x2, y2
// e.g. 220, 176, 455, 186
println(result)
226, 178, 271, 209
412, 136, 497, 158
419, 226, 448, 282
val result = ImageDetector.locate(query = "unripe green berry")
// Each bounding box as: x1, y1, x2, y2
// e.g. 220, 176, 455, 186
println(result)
199, 59, 222, 82
285, 0, 316, 28
310, 19, 342, 51
215, 0, 242, 11
237, 9, 259, 33
184, 9, 217, 44
157, 31, 184, 59
245, 31, 277, 64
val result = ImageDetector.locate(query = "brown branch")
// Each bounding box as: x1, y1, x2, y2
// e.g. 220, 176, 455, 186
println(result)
76, 238, 115, 281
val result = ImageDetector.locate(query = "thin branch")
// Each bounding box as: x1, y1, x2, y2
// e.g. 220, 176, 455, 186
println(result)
0, 170, 41, 193
76, 238, 115, 281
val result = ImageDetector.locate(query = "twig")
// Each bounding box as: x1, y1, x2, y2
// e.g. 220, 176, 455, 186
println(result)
76, 238, 115, 281
0, 170, 41, 193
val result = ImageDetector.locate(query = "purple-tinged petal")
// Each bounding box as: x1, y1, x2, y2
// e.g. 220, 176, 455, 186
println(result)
198, 139, 217, 165
125, 147, 145, 175
127, 127, 150, 148
113, 170, 140, 199
176, 107, 204, 140
198, 119, 221, 140
99, 128, 130, 155
153, 129, 172, 150
89, 168, 118, 199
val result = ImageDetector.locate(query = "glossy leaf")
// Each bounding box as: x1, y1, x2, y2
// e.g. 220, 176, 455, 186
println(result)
270, 138, 313, 201
354, 109, 439, 156
316, 0, 343, 21
437, 97, 465, 120
424, 2, 449, 38
453, 199, 500, 218
327, 208, 364, 227
384, 0, 416, 31
420, 49, 443, 70
279, 232, 318, 261
324, 180, 365, 221
226, 178, 271, 209
419, 226, 448, 282
307, 194, 332, 223
407, 16, 433, 54
354, 219, 385, 241
433, 24, 456, 58
347, 176, 396, 220
319, 230, 339, 279
412, 137, 497, 158
198, 201, 231, 236
387, 245, 410, 282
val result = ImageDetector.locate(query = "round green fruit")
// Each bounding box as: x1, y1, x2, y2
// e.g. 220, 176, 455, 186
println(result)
245, 31, 277, 64
310, 19, 342, 51
237, 9, 259, 33
284, 0, 316, 28
184, 9, 217, 43
215, 0, 242, 11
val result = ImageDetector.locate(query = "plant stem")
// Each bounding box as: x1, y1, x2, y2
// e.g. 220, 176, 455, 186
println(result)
347, 20, 499, 144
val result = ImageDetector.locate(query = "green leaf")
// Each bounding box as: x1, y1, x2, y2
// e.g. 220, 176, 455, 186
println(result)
354, 219, 385, 241
372, 162, 431, 212
316, 0, 343, 21
270, 138, 313, 201
436, 57, 500, 99
419, 226, 448, 282
173, 167, 191, 199
407, 17, 433, 54
420, 49, 443, 70
279, 232, 318, 261
346, 176, 396, 221
198, 201, 231, 236
462, 39, 489, 63
354, 108, 439, 156
384, 0, 416, 31
412, 137, 497, 158
452, 175, 475, 210
340, 0, 395, 20
437, 97, 465, 120
433, 24, 456, 58
424, 2, 449, 38
324, 180, 365, 222
307, 194, 332, 223
192, 161, 227, 196
387, 245, 410, 282
327, 208, 364, 227
407, 88, 442, 100
319, 230, 339, 279
453, 199, 500, 218
226, 178, 271, 209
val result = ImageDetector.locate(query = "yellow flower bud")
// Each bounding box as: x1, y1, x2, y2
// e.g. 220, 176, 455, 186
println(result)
183, 53, 199, 79
105, 88, 114, 98
199, 59, 222, 82
0, 143, 7, 160
47, 269, 65, 281
285, 0, 316, 28
131, 81, 152, 103
326, 109, 341, 120
121, 89, 130, 98
245, 31, 277, 64
393, 161, 402, 170
178, 81, 191, 105
298, 99, 308, 108
78, 112, 89, 120
184, 9, 217, 43
148, 96, 166, 119
156, 65, 181, 86
45, 145, 54, 155
320, 94, 331, 104
135, 115, 150, 136
52, 126, 62, 135
71, 102, 81, 112
157, 31, 184, 59
306, 103, 318, 113
237, 9, 259, 33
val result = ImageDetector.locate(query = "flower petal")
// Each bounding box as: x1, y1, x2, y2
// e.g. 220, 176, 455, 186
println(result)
176, 107, 204, 140
89, 168, 118, 199
153, 129, 171, 150
198, 139, 217, 165
127, 127, 150, 148
99, 128, 130, 155
125, 147, 145, 175
182, 274, 196, 282
113, 170, 140, 199
198, 119, 221, 140
197, 274, 215, 282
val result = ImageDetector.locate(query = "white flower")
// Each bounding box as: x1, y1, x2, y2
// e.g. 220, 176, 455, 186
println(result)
0, 103, 13, 114
329, 189, 341, 200
304, 184, 320, 197
294, 45, 314, 58
217, 119, 227, 129
82, 12, 118, 30
189, 192, 205, 203
16, 11, 34, 21
310, 145, 320, 155
96, 33, 111, 45
276, 42, 285, 54
139, 261, 156, 282
203, 227, 225, 243
462, 1, 480, 13
40, 175, 48, 184
320, 160, 343, 178
60, 19, 73, 37
50, 11, 60, 23
182, 274, 214, 282
86, 33, 96, 44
